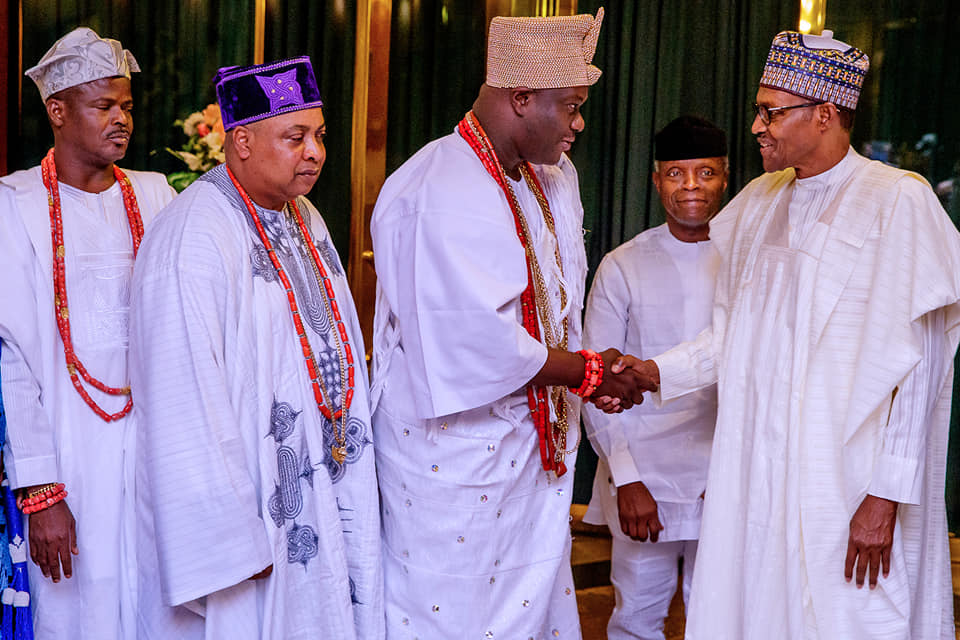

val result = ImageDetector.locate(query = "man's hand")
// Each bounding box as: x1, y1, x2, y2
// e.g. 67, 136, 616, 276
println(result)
617, 481, 663, 542
845, 494, 897, 589
610, 356, 660, 392
593, 350, 659, 410
589, 355, 660, 413
28, 499, 78, 582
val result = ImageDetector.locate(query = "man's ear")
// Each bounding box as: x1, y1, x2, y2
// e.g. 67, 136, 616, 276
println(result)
46, 98, 66, 129
816, 103, 836, 131
509, 88, 535, 116
231, 126, 253, 160
651, 169, 663, 196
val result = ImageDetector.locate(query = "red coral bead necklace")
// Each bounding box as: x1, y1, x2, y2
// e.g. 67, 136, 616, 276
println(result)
226, 166, 353, 463
41, 148, 144, 422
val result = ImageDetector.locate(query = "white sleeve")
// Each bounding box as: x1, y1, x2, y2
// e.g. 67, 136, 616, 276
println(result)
868, 309, 946, 505
1, 341, 58, 487
372, 200, 547, 419
650, 325, 719, 405
0, 189, 58, 488
581, 255, 641, 487
130, 216, 272, 606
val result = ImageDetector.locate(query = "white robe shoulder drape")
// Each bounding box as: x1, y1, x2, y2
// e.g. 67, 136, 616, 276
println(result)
130, 165, 383, 640
654, 152, 960, 639
0, 165, 174, 640
370, 130, 587, 639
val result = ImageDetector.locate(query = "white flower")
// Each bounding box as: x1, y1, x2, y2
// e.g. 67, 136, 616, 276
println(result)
182, 112, 204, 137
202, 131, 223, 152
176, 151, 202, 171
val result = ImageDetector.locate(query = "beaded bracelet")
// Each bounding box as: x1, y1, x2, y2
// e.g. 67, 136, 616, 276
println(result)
22, 483, 65, 506
26, 483, 58, 499
570, 349, 604, 398
22, 488, 68, 515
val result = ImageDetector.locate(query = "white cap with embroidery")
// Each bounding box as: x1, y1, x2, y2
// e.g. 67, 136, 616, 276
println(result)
26, 27, 140, 101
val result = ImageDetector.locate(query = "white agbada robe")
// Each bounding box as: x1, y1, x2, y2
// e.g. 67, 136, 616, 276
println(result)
370, 130, 588, 639
129, 165, 383, 640
581, 224, 718, 640
0, 166, 173, 639
652, 149, 960, 640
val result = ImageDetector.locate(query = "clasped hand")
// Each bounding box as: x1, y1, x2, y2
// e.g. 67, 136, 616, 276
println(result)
589, 351, 660, 414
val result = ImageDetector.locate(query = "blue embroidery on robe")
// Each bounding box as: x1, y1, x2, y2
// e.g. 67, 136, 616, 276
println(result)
250, 244, 277, 282
322, 414, 372, 483
287, 523, 319, 567
337, 499, 354, 534
268, 445, 304, 528
349, 577, 360, 605
316, 237, 343, 278
301, 452, 315, 489
268, 400, 300, 443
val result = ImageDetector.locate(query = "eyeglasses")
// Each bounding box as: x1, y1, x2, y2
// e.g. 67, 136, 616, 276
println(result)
752, 101, 822, 125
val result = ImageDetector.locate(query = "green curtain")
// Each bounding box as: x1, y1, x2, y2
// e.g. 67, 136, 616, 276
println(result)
385, 0, 486, 175
569, 0, 798, 502
263, 0, 357, 256
17, 1, 256, 180
14, 0, 355, 257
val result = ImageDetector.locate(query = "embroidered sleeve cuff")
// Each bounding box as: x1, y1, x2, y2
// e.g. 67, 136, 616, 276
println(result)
867, 452, 922, 506
606, 447, 642, 487
5, 452, 59, 490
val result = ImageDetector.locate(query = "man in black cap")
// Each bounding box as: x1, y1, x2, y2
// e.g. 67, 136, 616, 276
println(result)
581, 116, 727, 640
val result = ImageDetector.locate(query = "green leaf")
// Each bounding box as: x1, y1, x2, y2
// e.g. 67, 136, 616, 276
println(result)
167, 171, 201, 193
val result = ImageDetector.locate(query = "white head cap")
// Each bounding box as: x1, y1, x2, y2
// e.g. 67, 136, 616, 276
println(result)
26, 27, 140, 102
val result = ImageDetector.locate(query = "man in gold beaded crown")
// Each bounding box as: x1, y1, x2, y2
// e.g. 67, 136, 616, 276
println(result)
0, 27, 174, 639
369, 6, 654, 639
128, 57, 382, 639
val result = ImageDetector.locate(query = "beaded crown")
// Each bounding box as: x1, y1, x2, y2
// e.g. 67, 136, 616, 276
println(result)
214, 57, 323, 131
486, 7, 604, 89
760, 30, 869, 110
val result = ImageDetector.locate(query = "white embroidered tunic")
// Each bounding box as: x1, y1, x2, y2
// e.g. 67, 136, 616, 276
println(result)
129, 165, 383, 640
582, 224, 719, 542
654, 149, 960, 639
370, 130, 588, 639
0, 166, 174, 639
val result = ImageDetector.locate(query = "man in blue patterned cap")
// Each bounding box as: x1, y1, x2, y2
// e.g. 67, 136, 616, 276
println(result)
625, 30, 960, 639
129, 57, 383, 639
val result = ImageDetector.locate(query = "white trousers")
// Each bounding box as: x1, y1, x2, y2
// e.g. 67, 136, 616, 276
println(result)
607, 538, 698, 640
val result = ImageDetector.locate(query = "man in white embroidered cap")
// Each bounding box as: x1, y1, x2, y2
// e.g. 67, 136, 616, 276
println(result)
370, 7, 654, 639
0, 27, 174, 639
624, 30, 960, 639
129, 57, 383, 640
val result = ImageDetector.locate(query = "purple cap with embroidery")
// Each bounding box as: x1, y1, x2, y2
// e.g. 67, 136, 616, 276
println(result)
214, 56, 323, 131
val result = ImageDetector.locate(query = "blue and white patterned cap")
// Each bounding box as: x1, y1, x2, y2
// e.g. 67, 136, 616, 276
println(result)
760, 30, 869, 110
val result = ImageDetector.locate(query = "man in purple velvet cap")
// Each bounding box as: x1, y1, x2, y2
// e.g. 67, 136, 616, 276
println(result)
129, 56, 383, 640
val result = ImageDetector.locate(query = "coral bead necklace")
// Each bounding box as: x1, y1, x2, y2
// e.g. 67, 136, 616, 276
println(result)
226, 166, 353, 463
457, 111, 572, 476
41, 148, 143, 422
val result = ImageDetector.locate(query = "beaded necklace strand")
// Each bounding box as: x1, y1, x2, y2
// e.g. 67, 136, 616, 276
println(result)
226, 166, 354, 463
458, 111, 573, 476
41, 148, 143, 422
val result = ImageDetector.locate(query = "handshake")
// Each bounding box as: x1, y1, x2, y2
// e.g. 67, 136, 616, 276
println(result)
587, 349, 660, 414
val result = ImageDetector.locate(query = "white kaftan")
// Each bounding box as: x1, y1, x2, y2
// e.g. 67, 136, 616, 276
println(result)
370, 130, 588, 639
581, 224, 718, 640
0, 166, 174, 639
653, 149, 960, 639
129, 165, 383, 640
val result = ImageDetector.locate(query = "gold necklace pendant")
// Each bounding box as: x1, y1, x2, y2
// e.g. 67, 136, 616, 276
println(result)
332, 444, 347, 463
